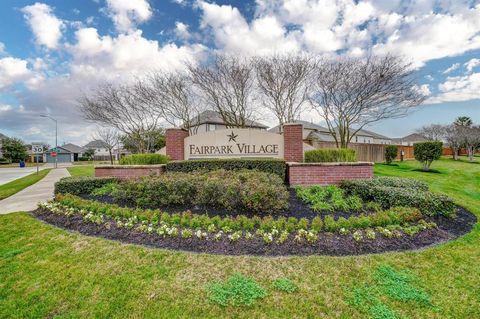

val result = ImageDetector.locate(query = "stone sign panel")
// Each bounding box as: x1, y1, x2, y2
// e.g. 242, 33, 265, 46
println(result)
184, 129, 284, 159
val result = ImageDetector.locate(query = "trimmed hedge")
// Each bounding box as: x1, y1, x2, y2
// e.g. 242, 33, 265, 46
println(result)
340, 177, 455, 217
384, 145, 398, 164
55, 176, 118, 196
113, 169, 289, 214
119, 154, 169, 165
166, 159, 287, 180
304, 148, 356, 163
413, 141, 442, 171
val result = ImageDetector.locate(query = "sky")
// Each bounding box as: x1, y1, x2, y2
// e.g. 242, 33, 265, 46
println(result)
0, 0, 480, 147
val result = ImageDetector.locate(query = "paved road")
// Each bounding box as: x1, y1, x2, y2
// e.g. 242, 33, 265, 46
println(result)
0, 166, 47, 185
0, 163, 72, 186
0, 168, 71, 214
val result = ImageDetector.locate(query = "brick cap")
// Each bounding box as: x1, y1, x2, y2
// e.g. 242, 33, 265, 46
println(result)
95, 164, 166, 169
287, 161, 374, 167
166, 127, 188, 132
283, 123, 304, 127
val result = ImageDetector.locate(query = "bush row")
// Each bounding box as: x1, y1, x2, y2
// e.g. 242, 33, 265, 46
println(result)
295, 185, 364, 212
166, 159, 287, 180
52, 194, 425, 234
341, 176, 429, 192
119, 153, 169, 165
113, 169, 289, 214
304, 148, 356, 163
54, 176, 119, 196
340, 178, 455, 217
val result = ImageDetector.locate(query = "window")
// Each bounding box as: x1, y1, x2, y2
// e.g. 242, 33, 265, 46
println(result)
207, 124, 216, 131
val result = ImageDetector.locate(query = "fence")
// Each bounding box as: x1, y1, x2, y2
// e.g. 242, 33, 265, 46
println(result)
307, 141, 415, 163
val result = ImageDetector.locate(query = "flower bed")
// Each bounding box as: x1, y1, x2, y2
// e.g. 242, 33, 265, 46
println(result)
33, 175, 476, 256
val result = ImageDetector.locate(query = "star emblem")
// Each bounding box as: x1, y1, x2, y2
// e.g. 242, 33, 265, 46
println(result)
227, 131, 238, 142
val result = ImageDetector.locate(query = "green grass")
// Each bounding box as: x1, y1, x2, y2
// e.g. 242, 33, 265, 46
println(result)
72, 160, 118, 166
0, 157, 479, 318
67, 166, 95, 177
0, 162, 45, 168
0, 169, 51, 200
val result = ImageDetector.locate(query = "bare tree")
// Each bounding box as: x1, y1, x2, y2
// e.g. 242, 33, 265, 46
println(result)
146, 72, 204, 135
93, 127, 119, 164
444, 124, 463, 160
416, 124, 445, 141
463, 125, 480, 161
310, 54, 426, 148
255, 54, 315, 128
188, 55, 257, 128
78, 83, 162, 153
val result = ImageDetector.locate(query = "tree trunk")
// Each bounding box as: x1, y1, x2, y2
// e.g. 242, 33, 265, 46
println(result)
109, 149, 113, 165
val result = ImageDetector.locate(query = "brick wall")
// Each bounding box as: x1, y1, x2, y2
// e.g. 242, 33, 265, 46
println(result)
283, 123, 304, 162
95, 165, 166, 179
166, 128, 189, 161
288, 162, 373, 186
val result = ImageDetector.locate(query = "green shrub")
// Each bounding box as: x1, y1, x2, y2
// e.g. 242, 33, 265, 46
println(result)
207, 273, 267, 306
340, 178, 455, 217
304, 148, 356, 163
384, 145, 398, 164
55, 176, 119, 195
340, 177, 429, 193
119, 154, 169, 165
413, 141, 443, 171
0, 157, 11, 164
166, 158, 287, 180
294, 185, 364, 212
113, 169, 289, 214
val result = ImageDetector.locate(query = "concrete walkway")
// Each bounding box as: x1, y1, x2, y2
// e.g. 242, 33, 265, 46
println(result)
0, 168, 70, 214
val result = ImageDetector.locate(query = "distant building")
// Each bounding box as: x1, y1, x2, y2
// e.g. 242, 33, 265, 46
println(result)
269, 120, 392, 145
187, 110, 268, 134
61, 143, 85, 161
83, 140, 129, 161
392, 133, 429, 146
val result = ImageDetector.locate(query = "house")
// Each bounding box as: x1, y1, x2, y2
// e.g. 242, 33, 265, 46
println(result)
187, 110, 268, 134
392, 133, 429, 146
84, 140, 116, 161
269, 120, 392, 145
44, 146, 74, 163
61, 143, 85, 161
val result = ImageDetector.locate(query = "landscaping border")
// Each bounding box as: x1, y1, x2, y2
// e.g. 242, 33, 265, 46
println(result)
95, 165, 166, 179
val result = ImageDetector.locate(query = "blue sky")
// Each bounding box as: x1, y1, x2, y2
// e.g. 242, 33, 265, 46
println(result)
0, 0, 479, 146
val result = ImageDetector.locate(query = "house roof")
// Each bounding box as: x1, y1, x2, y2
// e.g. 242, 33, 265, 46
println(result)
46, 146, 72, 154
392, 133, 428, 143
269, 120, 330, 133
61, 143, 85, 153
353, 128, 391, 140
188, 110, 268, 129
84, 140, 109, 148
306, 131, 333, 141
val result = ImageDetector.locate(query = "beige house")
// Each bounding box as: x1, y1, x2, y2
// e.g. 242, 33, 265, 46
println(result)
392, 133, 429, 146
188, 110, 268, 134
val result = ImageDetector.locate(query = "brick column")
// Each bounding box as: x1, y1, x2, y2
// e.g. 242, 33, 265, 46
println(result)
166, 128, 189, 161
283, 123, 304, 162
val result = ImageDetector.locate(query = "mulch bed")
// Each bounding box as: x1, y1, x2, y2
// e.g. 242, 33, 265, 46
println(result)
32, 206, 476, 257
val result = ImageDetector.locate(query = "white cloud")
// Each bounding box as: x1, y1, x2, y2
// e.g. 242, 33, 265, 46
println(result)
427, 72, 480, 103
105, 0, 153, 33
21, 3, 64, 49
465, 58, 480, 72
175, 21, 191, 40
0, 57, 34, 89
0, 42, 5, 54
443, 63, 460, 74
0, 104, 12, 112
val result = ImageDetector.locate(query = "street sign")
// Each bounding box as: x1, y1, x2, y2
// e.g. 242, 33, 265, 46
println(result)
51, 151, 57, 157
32, 144, 43, 154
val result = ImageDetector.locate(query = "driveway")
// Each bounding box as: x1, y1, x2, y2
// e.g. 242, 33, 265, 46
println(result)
0, 166, 47, 186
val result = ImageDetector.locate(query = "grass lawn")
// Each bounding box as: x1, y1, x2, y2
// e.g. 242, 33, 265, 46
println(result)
0, 169, 51, 200
1, 158, 479, 318
67, 166, 95, 177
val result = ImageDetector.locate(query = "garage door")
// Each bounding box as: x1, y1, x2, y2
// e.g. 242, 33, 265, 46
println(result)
46, 153, 71, 163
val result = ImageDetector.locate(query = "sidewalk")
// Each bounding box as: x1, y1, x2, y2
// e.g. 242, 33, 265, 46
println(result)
0, 168, 70, 214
